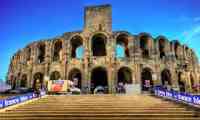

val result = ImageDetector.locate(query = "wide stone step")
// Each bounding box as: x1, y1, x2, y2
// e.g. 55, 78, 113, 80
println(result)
1, 117, 200, 120
1, 95, 199, 120
18, 105, 184, 108
2, 110, 194, 115
0, 113, 198, 117
8, 108, 187, 111
6, 109, 191, 113
15, 101, 181, 104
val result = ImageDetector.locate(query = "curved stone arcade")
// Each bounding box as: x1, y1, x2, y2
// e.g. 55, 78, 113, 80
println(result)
7, 4, 200, 94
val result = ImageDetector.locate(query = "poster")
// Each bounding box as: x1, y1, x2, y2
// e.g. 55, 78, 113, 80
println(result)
48, 80, 68, 92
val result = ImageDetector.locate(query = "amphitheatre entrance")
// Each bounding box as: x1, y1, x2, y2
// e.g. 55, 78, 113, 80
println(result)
91, 67, 108, 93
68, 68, 82, 89
117, 67, 132, 84
141, 68, 153, 92
33, 72, 44, 90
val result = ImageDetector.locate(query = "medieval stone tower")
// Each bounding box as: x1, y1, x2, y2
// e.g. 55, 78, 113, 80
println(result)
7, 4, 200, 94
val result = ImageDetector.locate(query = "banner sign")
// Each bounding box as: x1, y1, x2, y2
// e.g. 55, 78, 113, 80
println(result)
154, 86, 200, 105
51, 80, 64, 92
0, 91, 46, 109
48, 80, 68, 92
0, 100, 3, 108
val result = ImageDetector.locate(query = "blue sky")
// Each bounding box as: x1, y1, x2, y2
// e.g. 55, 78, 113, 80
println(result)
0, 0, 200, 81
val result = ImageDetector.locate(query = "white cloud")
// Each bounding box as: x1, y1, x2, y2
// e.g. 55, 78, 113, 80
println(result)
169, 16, 200, 61
183, 25, 200, 44
180, 24, 200, 62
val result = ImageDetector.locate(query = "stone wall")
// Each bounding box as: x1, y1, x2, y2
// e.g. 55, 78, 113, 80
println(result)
7, 4, 200, 94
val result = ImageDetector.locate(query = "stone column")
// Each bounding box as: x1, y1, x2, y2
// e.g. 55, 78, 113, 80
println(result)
135, 64, 141, 84
83, 38, 90, 93
108, 64, 114, 93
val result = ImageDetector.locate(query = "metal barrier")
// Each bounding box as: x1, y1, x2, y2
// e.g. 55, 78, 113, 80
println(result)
154, 86, 200, 106
0, 91, 46, 108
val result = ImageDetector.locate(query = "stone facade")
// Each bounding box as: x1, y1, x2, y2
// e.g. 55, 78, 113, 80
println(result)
7, 4, 200, 94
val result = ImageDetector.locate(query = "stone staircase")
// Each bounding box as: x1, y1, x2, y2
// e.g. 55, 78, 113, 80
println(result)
0, 95, 200, 120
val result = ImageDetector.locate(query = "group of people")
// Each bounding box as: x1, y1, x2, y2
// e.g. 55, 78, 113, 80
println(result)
92, 82, 127, 94
34, 79, 45, 97
67, 81, 127, 94
33, 79, 148, 95
116, 82, 126, 93
67, 79, 81, 94
63, 78, 130, 94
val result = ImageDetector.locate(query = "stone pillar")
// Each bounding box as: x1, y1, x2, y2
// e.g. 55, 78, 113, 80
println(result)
135, 64, 141, 85
112, 67, 117, 93
87, 66, 92, 93
171, 69, 179, 90
149, 37, 154, 59
108, 65, 112, 93
44, 42, 51, 88
84, 38, 90, 93
185, 71, 191, 93
112, 63, 118, 94
32, 43, 37, 64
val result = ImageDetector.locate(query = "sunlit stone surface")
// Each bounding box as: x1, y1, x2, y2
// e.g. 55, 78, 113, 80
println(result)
6, 4, 200, 95
1, 95, 200, 120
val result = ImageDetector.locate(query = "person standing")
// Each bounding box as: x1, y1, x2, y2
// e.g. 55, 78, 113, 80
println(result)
35, 79, 41, 97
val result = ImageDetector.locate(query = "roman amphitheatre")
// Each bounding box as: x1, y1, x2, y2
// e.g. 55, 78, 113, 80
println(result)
7, 4, 200, 94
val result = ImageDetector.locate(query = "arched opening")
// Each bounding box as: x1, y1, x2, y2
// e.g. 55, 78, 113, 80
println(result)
158, 39, 166, 59
116, 34, 130, 58
20, 74, 27, 88
26, 47, 31, 61
184, 46, 189, 59
170, 42, 173, 51
68, 68, 82, 89
161, 69, 172, 86
33, 72, 44, 90
17, 73, 21, 87
91, 67, 108, 93
71, 36, 83, 58
11, 76, 16, 89
117, 67, 132, 84
9, 75, 14, 87
12, 77, 17, 90
141, 68, 153, 91
190, 74, 194, 90
185, 46, 189, 53
50, 71, 61, 80
53, 40, 62, 61
140, 35, 150, 58
174, 41, 180, 59
92, 34, 107, 56
178, 72, 185, 92
37, 43, 46, 63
